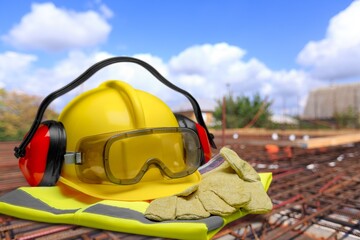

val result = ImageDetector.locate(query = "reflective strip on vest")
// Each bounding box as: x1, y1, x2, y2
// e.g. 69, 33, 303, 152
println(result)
84, 203, 224, 232
0, 189, 79, 214
0, 188, 224, 233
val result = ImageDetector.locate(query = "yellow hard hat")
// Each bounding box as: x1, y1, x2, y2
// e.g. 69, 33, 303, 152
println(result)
58, 80, 201, 201
15, 57, 216, 201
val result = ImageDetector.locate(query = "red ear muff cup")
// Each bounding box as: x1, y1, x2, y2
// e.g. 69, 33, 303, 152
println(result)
18, 120, 66, 186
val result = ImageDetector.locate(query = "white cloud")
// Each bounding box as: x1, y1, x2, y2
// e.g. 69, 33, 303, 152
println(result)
168, 43, 316, 115
0, 43, 320, 116
0, 51, 37, 89
99, 3, 114, 19
170, 43, 246, 75
177, 74, 206, 87
1, 2, 112, 51
297, 0, 360, 80
0, 50, 175, 111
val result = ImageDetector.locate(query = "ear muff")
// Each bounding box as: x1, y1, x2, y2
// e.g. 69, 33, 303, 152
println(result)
175, 114, 212, 164
19, 120, 66, 186
15, 57, 216, 187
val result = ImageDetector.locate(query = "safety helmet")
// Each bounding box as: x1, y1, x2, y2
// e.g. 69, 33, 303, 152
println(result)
14, 57, 216, 201
58, 80, 201, 200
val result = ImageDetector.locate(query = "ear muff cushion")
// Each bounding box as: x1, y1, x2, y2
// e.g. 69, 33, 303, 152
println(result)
39, 120, 66, 186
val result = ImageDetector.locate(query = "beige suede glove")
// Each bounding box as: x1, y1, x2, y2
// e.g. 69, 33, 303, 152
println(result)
145, 147, 272, 221
220, 148, 273, 214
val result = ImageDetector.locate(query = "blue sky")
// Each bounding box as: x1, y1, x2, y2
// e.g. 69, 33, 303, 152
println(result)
0, 0, 359, 116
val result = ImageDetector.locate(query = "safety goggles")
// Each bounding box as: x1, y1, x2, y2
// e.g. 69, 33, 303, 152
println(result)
65, 127, 202, 185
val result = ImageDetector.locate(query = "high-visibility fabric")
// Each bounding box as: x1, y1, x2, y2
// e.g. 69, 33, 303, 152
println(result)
0, 173, 272, 240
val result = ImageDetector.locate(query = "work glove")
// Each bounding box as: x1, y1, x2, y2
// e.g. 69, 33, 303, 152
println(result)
220, 147, 273, 214
145, 147, 272, 221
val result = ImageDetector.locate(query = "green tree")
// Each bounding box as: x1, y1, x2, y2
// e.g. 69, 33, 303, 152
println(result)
334, 106, 360, 129
213, 93, 272, 129
0, 89, 58, 141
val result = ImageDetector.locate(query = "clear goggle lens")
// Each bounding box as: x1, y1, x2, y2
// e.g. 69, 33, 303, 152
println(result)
67, 128, 201, 185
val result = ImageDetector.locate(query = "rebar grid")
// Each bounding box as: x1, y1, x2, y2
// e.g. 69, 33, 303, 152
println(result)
213, 141, 360, 240
1, 140, 360, 240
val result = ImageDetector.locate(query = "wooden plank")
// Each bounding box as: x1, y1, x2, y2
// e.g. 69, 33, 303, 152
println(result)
295, 133, 360, 149
212, 128, 359, 137
216, 132, 360, 149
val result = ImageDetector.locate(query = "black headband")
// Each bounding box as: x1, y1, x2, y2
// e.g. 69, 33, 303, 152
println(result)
14, 56, 216, 158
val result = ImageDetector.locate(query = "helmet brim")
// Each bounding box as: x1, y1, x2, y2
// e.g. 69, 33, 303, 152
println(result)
57, 170, 201, 201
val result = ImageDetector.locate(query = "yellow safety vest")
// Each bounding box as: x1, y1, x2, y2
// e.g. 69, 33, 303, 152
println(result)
0, 173, 272, 240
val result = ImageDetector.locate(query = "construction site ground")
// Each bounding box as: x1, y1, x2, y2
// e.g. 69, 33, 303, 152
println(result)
0, 128, 359, 240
